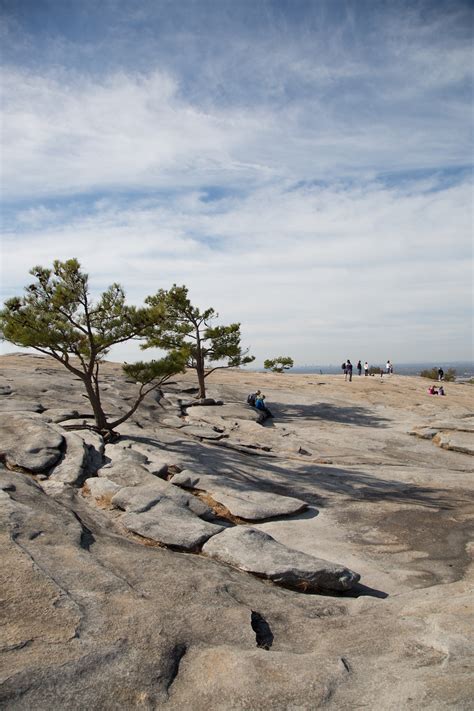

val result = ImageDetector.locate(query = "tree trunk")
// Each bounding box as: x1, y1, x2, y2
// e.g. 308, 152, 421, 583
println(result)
82, 375, 110, 433
196, 362, 206, 398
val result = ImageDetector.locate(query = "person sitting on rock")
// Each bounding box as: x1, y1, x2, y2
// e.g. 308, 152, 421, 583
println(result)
255, 393, 273, 418
247, 390, 261, 407
428, 385, 438, 395
438, 386, 445, 396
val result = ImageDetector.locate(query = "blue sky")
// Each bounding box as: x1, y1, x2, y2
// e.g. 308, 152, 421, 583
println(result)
1, 0, 472, 365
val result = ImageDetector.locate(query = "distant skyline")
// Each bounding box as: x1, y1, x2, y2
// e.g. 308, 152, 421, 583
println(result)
1, 0, 473, 366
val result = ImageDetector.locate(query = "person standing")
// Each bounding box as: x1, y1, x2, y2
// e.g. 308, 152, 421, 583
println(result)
386, 360, 391, 374
346, 359, 353, 382
364, 361, 369, 376
357, 360, 362, 376
342, 361, 347, 380
438, 367, 444, 381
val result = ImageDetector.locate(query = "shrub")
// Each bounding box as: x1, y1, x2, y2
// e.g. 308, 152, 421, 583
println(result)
420, 367, 456, 382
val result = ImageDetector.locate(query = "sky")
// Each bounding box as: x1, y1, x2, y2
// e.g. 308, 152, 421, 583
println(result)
1, 0, 473, 367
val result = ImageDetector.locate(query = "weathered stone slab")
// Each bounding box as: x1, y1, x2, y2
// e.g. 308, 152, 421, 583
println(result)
104, 444, 149, 465
117, 443, 171, 477
171, 470, 307, 520
180, 425, 226, 440
161, 416, 186, 428
41, 409, 82, 423
431, 420, 474, 433
186, 404, 262, 423
409, 427, 439, 440
434, 431, 474, 456
0, 413, 64, 472
112, 481, 213, 519
85, 477, 121, 501
98, 459, 159, 487
48, 431, 88, 485
120, 498, 223, 550
0, 399, 44, 413
202, 526, 360, 591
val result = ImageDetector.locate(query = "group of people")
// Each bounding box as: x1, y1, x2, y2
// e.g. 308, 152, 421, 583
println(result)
247, 390, 273, 419
246, 362, 448, 415
342, 359, 394, 381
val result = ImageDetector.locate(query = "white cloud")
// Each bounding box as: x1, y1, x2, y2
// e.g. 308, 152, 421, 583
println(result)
1, 1, 472, 365
1, 177, 471, 364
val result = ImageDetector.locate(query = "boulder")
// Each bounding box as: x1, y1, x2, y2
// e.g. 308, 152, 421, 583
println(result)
202, 526, 360, 592
171, 471, 307, 520
112, 481, 213, 519
0, 413, 63, 472
120, 498, 223, 550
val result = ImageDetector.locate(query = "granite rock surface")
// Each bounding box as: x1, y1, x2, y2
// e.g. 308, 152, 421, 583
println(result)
0, 354, 472, 710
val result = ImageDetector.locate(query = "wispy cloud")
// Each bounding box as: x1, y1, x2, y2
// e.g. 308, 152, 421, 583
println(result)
1, 0, 472, 363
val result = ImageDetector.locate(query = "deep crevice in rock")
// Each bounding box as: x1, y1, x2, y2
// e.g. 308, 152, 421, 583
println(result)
166, 643, 187, 693
251, 610, 273, 650
71, 511, 96, 551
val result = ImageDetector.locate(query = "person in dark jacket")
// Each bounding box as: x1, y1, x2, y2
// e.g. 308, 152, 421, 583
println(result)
346, 360, 353, 382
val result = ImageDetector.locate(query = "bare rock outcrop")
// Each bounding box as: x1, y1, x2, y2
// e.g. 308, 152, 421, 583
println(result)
120, 496, 224, 550
0, 413, 63, 472
202, 526, 360, 592
171, 470, 307, 520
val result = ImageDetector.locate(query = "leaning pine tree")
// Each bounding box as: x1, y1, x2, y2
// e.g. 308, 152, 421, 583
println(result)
143, 284, 254, 399
0, 259, 187, 438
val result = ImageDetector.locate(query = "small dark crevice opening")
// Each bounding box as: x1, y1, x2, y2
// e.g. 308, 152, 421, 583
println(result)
166, 643, 187, 693
71, 511, 96, 551
251, 611, 273, 650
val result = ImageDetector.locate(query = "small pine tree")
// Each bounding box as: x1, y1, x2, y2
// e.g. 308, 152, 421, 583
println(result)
264, 356, 294, 373
0, 260, 186, 437
143, 285, 254, 398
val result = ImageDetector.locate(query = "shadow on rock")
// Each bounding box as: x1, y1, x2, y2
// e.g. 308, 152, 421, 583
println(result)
272, 402, 390, 428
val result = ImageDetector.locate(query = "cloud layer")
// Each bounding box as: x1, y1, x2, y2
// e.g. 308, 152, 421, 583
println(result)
1, 0, 472, 365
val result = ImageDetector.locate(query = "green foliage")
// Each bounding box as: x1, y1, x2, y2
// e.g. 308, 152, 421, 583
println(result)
263, 356, 294, 373
0, 259, 183, 434
123, 352, 187, 384
420, 367, 456, 382
368, 366, 383, 375
143, 284, 254, 397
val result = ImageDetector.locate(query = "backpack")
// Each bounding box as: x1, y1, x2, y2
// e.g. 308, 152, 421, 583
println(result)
247, 393, 256, 406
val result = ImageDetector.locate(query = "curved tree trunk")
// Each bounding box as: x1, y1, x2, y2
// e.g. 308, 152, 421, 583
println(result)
82, 375, 109, 433
196, 365, 206, 399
